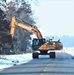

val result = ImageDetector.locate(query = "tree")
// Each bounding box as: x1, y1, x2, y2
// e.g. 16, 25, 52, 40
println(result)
0, 8, 10, 38
0, 0, 36, 54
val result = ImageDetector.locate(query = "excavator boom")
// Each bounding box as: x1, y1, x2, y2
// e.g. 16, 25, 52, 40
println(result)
10, 16, 42, 39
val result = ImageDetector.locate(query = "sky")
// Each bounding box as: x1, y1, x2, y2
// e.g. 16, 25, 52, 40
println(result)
6, 0, 74, 37
31, 0, 74, 37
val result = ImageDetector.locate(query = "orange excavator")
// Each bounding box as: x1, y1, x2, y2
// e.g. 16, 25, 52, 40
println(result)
10, 16, 63, 58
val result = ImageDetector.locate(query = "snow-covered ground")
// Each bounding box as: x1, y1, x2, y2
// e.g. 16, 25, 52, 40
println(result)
0, 53, 32, 71
0, 48, 74, 71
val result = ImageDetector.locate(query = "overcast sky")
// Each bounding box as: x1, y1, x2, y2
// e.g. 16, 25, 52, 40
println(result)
7, 0, 74, 37
31, 0, 74, 37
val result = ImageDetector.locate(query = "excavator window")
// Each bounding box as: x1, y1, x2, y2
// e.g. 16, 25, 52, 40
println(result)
32, 38, 45, 45
32, 38, 45, 50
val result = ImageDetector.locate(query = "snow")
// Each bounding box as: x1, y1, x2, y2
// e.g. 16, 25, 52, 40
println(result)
0, 53, 32, 71
0, 48, 74, 71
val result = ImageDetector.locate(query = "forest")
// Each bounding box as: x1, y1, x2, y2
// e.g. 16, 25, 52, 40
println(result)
0, 0, 36, 54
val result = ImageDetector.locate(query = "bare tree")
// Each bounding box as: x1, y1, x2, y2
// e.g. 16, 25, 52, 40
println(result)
0, 0, 36, 54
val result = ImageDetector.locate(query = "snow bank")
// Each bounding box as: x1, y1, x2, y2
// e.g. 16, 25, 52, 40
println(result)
0, 53, 32, 70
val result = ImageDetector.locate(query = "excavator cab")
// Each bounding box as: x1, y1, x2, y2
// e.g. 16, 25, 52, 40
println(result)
32, 38, 46, 51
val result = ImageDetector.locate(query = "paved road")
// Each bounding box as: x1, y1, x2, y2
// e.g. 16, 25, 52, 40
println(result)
0, 58, 74, 75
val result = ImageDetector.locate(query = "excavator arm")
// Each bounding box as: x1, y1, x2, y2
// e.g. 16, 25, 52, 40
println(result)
10, 16, 42, 39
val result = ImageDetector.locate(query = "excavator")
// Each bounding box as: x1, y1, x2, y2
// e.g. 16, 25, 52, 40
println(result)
9, 16, 63, 58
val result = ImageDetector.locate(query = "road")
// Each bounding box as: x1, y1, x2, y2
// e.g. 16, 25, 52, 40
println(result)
0, 58, 74, 75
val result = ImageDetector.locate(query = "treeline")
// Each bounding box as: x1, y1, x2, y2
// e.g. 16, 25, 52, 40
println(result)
0, 0, 36, 54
